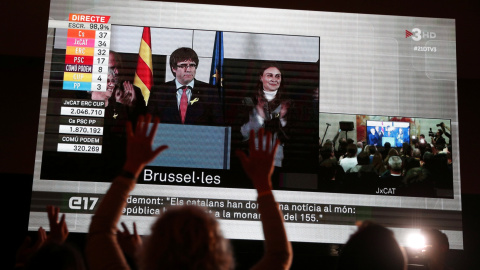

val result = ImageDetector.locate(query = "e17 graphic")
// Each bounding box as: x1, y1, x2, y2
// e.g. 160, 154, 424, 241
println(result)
405, 28, 436, 41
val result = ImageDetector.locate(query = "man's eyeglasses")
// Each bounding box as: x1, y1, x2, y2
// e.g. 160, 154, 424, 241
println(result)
176, 63, 197, 69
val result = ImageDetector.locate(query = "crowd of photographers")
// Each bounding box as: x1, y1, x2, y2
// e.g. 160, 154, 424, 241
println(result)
318, 122, 453, 197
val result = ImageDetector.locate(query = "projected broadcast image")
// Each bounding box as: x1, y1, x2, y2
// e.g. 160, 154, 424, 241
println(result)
39, 25, 319, 189
319, 113, 453, 198
29, 0, 463, 251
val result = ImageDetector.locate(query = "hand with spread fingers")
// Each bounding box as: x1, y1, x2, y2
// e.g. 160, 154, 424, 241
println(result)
46, 205, 69, 244
15, 227, 47, 268
117, 222, 142, 260
86, 114, 168, 270
236, 128, 292, 270
123, 114, 169, 178
236, 128, 279, 193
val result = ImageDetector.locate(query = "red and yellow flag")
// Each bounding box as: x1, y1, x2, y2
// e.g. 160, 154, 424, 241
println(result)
133, 27, 153, 104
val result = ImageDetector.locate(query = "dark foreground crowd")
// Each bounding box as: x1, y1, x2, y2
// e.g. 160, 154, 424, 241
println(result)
14, 115, 454, 270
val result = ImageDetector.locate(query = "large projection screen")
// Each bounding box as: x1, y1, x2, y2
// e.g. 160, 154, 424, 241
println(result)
29, 0, 462, 250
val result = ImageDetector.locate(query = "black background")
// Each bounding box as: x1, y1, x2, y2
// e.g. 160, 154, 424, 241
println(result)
2, 0, 479, 269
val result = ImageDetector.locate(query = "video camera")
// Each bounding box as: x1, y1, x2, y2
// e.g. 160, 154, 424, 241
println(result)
436, 122, 444, 127
428, 128, 435, 137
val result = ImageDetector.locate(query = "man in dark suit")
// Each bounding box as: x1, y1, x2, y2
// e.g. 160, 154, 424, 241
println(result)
368, 128, 379, 146
148, 47, 224, 126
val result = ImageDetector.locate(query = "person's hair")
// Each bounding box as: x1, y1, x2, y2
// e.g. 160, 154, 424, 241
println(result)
422, 228, 449, 250
169, 47, 199, 76
384, 148, 399, 164
139, 205, 233, 270
25, 242, 87, 270
255, 62, 285, 93
437, 129, 443, 136
346, 143, 357, 157
108, 50, 125, 82
363, 144, 370, 153
337, 221, 406, 270
423, 151, 434, 163
251, 61, 291, 111
368, 145, 377, 155
412, 148, 422, 159
424, 153, 450, 181
384, 142, 391, 148
357, 151, 370, 165
411, 137, 418, 145
425, 143, 432, 153
356, 142, 363, 148
320, 145, 334, 161
388, 155, 403, 171
324, 139, 332, 146
319, 158, 337, 181
402, 143, 412, 156
372, 152, 386, 173
109, 50, 126, 75
109, 50, 123, 69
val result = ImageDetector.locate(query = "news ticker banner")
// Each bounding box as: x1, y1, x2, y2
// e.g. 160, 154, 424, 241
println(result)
63, 14, 111, 92
29, 191, 462, 231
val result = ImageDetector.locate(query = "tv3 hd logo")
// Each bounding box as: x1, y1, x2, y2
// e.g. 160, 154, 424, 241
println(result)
405, 28, 436, 41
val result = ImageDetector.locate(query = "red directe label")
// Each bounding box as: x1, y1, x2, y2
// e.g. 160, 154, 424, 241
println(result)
69, 14, 110, 23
